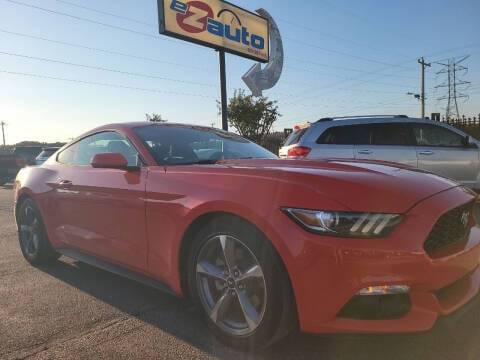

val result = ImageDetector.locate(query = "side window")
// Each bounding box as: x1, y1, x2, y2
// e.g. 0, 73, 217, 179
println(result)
317, 125, 355, 144
413, 124, 465, 148
370, 123, 413, 146
57, 132, 139, 166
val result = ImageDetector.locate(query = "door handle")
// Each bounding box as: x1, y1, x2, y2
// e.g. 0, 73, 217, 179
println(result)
418, 151, 434, 156
58, 179, 73, 187
358, 149, 373, 155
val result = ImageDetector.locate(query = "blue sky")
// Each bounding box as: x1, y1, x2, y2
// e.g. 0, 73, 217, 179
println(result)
1, 0, 479, 144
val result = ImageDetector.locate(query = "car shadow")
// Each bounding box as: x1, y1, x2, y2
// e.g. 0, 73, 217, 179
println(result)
37, 258, 480, 360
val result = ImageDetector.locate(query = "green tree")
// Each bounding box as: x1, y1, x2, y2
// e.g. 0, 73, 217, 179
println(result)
223, 90, 280, 144
146, 113, 166, 122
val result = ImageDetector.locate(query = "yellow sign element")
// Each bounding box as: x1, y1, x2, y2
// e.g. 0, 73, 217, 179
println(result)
158, 0, 269, 63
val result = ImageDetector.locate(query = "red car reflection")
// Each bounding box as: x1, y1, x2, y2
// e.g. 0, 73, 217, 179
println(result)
14, 122, 480, 349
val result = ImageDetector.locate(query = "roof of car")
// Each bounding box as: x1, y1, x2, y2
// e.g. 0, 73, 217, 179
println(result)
91, 122, 221, 132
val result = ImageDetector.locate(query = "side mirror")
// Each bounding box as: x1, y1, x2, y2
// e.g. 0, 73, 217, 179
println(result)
91, 153, 138, 171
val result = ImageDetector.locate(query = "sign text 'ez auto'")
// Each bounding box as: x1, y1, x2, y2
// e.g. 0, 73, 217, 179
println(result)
157, 0, 270, 62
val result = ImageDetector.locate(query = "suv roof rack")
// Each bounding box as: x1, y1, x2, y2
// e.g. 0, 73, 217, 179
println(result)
316, 115, 409, 122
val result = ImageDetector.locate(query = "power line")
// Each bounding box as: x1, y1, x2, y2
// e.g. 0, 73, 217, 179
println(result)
3, 0, 416, 71
51, 0, 153, 26
0, 50, 218, 87
40, 0, 420, 66
0, 69, 217, 99
277, 17, 409, 58
1, 0, 183, 44
0, 28, 208, 71
283, 35, 414, 69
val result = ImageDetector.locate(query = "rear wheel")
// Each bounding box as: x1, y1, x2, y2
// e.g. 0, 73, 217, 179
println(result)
17, 198, 60, 265
187, 216, 296, 350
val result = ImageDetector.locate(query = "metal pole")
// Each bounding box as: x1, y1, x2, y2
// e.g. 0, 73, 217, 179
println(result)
1, 122, 5, 147
219, 50, 228, 131
418, 57, 431, 119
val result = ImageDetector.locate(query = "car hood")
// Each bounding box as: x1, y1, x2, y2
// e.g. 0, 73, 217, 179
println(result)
220, 158, 461, 213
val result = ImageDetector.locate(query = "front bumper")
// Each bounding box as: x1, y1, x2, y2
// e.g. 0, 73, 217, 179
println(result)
277, 186, 480, 334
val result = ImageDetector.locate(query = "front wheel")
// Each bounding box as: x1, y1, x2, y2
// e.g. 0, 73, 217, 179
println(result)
187, 216, 296, 350
17, 198, 60, 265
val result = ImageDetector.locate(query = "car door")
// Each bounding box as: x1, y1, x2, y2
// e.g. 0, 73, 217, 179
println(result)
354, 122, 418, 168
311, 125, 356, 159
54, 131, 148, 271
412, 123, 480, 185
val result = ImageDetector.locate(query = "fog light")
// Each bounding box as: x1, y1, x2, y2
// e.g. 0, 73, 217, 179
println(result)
357, 285, 410, 296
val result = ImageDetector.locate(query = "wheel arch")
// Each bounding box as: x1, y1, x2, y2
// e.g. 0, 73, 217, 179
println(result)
178, 211, 296, 305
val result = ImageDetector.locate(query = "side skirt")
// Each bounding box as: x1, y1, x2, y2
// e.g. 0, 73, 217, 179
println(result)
56, 248, 177, 297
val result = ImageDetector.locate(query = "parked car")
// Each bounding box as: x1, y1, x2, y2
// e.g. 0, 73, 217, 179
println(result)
35, 147, 60, 165
14, 122, 480, 349
0, 146, 42, 185
279, 115, 480, 189
13, 146, 43, 165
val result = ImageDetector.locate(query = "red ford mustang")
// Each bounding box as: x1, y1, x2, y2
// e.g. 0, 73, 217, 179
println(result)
14, 122, 480, 349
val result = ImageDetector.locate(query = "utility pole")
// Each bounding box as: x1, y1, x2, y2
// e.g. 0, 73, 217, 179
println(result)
0, 121, 5, 147
418, 57, 431, 119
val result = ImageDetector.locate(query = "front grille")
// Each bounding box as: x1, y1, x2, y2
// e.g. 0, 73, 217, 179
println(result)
424, 201, 474, 255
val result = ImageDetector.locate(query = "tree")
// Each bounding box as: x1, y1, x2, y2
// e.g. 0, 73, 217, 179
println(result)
223, 90, 280, 144
146, 113, 166, 122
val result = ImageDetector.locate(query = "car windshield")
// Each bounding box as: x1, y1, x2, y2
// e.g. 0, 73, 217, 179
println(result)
134, 125, 277, 165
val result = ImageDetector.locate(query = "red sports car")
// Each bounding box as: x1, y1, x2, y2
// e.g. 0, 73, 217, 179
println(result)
14, 122, 480, 349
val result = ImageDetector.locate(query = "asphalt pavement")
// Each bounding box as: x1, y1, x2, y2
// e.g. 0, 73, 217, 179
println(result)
1, 186, 480, 360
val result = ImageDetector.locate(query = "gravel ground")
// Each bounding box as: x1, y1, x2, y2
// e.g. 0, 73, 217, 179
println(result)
1, 186, 480, 360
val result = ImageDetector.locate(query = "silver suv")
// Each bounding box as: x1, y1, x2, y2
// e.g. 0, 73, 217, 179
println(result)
279, 115, 480, 189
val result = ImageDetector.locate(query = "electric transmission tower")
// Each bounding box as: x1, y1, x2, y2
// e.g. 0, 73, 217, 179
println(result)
434, 55, 471, 119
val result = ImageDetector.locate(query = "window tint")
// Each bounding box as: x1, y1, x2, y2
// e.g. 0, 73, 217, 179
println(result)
284, 127, 308, 146
317, 125, 355, 144
134, 125, 276, 165
57, 132, 138, 166
413, 124, 465, 147
320, 123, 413, 146
370, 123, 413, 146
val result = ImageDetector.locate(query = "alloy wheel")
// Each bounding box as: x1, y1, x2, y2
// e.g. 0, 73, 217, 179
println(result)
19, 205, 41, 258
196, 234, 267, 336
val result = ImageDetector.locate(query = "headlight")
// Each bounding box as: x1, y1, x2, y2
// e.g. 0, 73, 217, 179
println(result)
283, 208, 403, 238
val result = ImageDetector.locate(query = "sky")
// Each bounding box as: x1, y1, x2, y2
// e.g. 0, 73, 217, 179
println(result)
1, 0, 479, 144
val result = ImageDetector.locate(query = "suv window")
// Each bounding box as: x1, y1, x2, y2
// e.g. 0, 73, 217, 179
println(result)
284, 127, 308, 146
57, 132, 138, 166
413, 124, 465, 147
370, 123, 413, 146
318, 123, 413, 146
317, 125, 355, 144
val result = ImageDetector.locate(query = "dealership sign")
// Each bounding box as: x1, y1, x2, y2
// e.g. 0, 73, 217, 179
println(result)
157, 0, 270, 63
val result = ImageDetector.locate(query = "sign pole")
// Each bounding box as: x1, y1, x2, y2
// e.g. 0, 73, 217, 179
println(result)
219, 50, 228, 131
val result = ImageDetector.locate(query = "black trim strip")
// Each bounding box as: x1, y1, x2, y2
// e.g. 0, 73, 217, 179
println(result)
57, 248, 177, 297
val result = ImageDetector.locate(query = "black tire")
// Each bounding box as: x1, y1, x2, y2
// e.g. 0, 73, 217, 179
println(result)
17, 198, 60, 265
0, 178, 8, 186
187, 215, 297, 350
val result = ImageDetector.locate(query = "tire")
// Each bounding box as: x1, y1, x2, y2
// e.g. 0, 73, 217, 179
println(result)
0, 178, 8, 186
17, 198, 60, 265
187, 215, 297, 350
